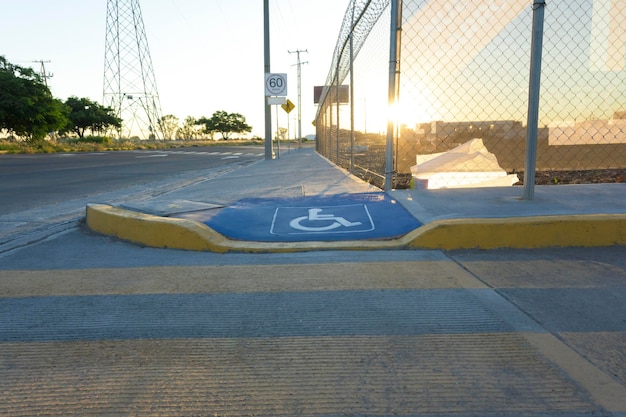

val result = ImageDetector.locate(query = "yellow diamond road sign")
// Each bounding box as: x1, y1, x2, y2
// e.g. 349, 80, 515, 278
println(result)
281, 99, 295, 114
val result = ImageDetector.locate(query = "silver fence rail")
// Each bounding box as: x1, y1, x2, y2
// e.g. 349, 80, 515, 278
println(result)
315, 0, 626, 195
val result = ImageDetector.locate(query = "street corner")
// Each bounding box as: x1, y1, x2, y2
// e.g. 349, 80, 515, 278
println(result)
173, 192, 423, 242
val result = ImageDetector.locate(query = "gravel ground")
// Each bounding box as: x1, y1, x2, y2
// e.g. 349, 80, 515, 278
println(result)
378, 169, 626, 189
526, 169, 626, 185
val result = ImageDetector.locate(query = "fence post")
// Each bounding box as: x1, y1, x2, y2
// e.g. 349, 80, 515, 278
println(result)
523, 1, 546, 200
385, 0, 402, 191
336, 71, 340, 165
349, 0, 356, 174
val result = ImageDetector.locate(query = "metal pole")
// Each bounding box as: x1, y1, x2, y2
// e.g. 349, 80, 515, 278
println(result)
349, 3, 355, 174
289, 49, 308, 147
297, 60, 302, 146
336, 70, 340, 164
330, 91, 335, 159
276, 105, 281, 158
263, 0, 273, 160
385, 0, 401, 191
523, 1, 546, 200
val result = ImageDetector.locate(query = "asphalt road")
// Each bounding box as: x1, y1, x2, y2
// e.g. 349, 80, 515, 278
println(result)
0, 146, 264, 215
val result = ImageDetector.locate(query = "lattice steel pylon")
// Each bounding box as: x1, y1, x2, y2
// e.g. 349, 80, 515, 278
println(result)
103, 0, 163, 139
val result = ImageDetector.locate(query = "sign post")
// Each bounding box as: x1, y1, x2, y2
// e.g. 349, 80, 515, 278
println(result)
265, 73, 288, 158
281, 99, 295, 150
263, 0, 272, 160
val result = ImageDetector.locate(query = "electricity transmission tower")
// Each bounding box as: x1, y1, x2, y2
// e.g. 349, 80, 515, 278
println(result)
103, 0, 163, 139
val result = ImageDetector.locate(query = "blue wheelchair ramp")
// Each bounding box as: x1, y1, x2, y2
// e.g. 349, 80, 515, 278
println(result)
174, 193, 422, 242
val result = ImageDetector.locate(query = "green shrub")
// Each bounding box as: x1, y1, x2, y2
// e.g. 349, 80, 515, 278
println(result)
77, 136, 112, 145
0, 140, 23, 153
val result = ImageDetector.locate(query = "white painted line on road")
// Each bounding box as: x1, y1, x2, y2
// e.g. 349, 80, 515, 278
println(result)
136, 154, 168, 158
56, 152, 110, 157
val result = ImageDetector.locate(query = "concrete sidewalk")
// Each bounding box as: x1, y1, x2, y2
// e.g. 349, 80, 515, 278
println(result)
86, 146, 626, 252
2, 247, 625, 417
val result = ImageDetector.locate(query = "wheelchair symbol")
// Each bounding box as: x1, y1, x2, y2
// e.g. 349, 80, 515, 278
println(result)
289, 208, 362, 232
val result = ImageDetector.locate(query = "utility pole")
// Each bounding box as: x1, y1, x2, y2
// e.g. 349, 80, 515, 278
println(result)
289, 49, 308, 145
33, 60, 53, 89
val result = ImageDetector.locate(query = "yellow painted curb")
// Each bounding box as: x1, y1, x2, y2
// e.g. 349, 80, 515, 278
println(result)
86, 204, 232, 253
408, 214, 626, 249
86, 204, 626, 253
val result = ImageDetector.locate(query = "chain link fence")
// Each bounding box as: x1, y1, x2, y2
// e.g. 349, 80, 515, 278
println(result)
316, 0, 626, 191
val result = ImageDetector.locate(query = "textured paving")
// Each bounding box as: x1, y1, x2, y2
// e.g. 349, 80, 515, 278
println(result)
2, 289, 518, 341
1, 336, 603, 416
1, 259, 625, 416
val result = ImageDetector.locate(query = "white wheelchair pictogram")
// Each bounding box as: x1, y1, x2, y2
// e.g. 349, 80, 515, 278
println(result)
289, 208, 362, 232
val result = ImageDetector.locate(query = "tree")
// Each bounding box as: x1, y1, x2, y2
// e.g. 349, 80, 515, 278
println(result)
277, 127, 288, 140
0, 56, 68, 140
196, 110, 252, 140
62, 96, 121, 138
176, 116, 203, 140
158, 114, 179, 140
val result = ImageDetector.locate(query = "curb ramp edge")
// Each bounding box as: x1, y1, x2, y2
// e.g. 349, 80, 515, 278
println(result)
86, 204, 626, 252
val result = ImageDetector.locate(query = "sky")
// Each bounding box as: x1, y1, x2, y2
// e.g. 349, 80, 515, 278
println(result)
0, 0, 349, 138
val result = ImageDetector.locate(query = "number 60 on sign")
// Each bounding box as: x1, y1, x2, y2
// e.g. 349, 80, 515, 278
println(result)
265, 73, 287, 97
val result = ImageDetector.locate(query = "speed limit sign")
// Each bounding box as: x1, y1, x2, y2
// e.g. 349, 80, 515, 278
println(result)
265, 73, 288, 97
